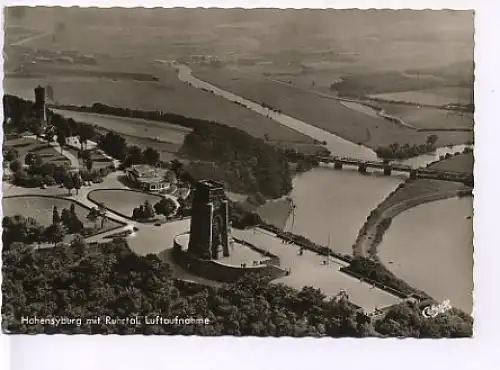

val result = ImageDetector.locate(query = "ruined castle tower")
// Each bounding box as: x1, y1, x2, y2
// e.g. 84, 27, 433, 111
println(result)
33, 85, 46, 124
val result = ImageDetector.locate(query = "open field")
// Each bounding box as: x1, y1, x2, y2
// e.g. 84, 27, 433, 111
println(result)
379, 103, 473, 130
370, 87, 473, 106
2, 195, 123, 232
88, 189, 164, 218
429, 152, 474, 174
4, 71, 322, 152
192, 66, 473, 148
375, 179, 467, 209
53, 109, 191, 146
3, 137, 70, 166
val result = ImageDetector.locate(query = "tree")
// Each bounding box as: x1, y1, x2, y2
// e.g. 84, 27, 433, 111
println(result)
143, 147, 160, 165
79, 125, 95, 150
45, 223, 65, 246
9, 160, 22, 173
98, 203, 107, 228
171, 160, 183, 175
52, 206, 61, 225
426, 134, 439, 146
81, 150, 91, 162
143, 201, 156, 219
86, 159, 93, 172
73, 174, 82, 195
63, 175, 74, 195
61, 208, 72, 228
25, 152, 42, 167
69, 204, 84, 234
154, 198, 177, 219
56, 131, 67, 152
125, 146, 143, 166
4, 148, 19, 162
29, 119, 43, 140
71, 235, 87, 258
132, 207, 143, 220
87, 208, 100, 228
43, 175, 56, 186
45, 129, 55, 143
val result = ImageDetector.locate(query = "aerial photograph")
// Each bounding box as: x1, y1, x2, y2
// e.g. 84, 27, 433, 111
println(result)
2, 7, 474, 337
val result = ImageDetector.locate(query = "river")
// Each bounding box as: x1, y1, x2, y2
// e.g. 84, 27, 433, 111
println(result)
378, 197, 473, 314
172, 63, 473, 310
175, 63, 377, 160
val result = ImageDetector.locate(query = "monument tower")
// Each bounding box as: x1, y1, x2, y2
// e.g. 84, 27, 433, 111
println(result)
188, 180, 230, 260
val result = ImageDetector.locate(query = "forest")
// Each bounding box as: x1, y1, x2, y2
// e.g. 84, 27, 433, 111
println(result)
1, 238, 472, 337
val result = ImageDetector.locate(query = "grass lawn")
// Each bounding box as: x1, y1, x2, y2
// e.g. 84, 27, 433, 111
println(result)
3, 137, 70, 167
429, 152, 474, 175
2, 195, 123, 232
88, 189, 164, 218
65, 147, 114, 171
192, 66, 473, 149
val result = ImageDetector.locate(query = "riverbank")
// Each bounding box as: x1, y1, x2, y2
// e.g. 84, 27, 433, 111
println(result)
256, 196, 294, 230
352, 143, 473, 258
353, 183, 471, 258
189, 65, 473, 151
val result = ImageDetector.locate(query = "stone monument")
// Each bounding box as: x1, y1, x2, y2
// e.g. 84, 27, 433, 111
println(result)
188, 180, 230, 260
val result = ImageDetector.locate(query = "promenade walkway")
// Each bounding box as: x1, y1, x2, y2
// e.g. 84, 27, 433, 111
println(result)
233, 228, 401, 312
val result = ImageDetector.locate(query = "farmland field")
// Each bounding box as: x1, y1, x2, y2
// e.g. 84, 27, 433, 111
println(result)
4, 64, 323, 153
192, 66, 473, 148
88, 189, 164, 218
2, 195, 124, 232
429, 152, 474, 174
52, 109, 191, 146
379, 103, 474, 130
369, 87, 473, 106
3, 137, 70, 166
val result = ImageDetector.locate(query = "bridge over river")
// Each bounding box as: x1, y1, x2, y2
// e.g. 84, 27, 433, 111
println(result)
319, 156, 473, 185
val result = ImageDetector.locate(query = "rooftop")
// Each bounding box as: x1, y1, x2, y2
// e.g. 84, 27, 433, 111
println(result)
199, 180, 224, 189
129, 164, 169, 178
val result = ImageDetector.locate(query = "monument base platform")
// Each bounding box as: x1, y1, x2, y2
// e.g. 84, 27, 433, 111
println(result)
173, 232, 287, 283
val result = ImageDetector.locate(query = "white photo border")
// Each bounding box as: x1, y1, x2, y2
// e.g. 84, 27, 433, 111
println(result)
1, 1, 498, 369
